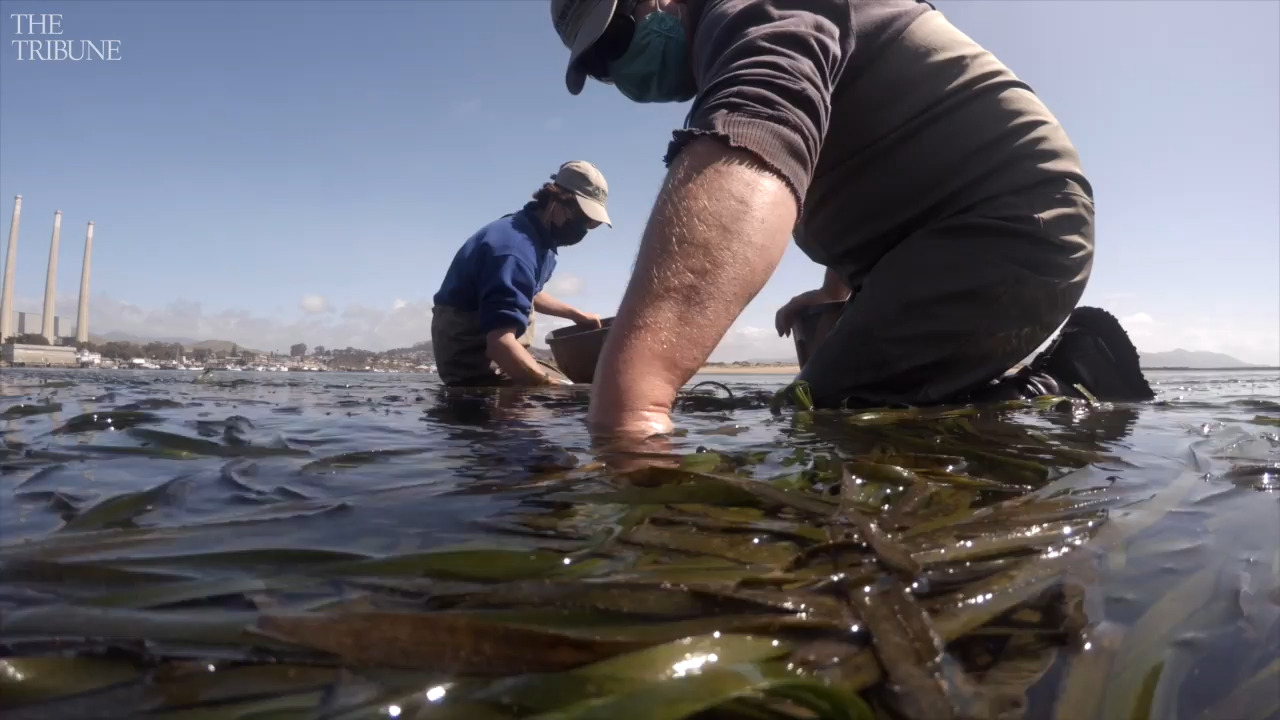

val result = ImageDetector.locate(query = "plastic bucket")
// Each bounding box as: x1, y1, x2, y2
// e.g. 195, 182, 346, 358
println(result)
545, 317, 614, 384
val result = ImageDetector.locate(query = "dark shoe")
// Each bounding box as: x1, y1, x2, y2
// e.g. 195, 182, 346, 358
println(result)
965, 369, 1062, 403
1032, 306, 1155, 402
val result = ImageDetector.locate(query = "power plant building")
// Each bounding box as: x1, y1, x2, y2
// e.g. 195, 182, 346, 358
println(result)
0, 196, 95, 348
15, 312, 75, 339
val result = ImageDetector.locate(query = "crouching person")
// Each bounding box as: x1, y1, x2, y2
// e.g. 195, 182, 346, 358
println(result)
431, 161, 611, 386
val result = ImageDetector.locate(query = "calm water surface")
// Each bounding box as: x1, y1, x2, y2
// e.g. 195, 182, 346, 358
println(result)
0, 367, 1276, 719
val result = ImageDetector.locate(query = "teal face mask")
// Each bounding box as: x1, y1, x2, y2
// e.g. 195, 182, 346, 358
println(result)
606, 11, 697, 104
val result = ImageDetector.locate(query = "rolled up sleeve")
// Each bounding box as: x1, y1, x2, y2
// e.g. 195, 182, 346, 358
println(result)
664, 0, 850, 214
477, 253, 538, 337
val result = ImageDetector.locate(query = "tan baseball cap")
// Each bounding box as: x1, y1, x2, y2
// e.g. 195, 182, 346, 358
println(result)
550, 0, 618, 95
552, 160, 612, 227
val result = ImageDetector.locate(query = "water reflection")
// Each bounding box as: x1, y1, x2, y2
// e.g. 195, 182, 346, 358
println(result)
1036, 404, 1140, 445
423, 386, 586, 486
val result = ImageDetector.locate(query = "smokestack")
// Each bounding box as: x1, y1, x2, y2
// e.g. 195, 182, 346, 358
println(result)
75, 222, 94, 345
41, 210, 62, 343
0, 195, 20, 343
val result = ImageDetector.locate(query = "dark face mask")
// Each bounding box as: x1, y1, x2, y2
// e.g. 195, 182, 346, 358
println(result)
552, 212, 591, 247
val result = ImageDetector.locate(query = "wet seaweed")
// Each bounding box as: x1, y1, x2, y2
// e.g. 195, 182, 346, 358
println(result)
0, 367, 1276, 719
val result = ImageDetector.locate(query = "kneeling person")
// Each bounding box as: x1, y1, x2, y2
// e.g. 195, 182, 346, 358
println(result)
432, 161, 610, 386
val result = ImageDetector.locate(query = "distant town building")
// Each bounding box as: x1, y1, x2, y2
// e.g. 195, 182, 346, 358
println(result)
2, 343, 77, 366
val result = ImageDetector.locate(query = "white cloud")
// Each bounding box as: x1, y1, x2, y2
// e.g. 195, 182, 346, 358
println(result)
544, 273, 585, 297
705, 312, 1280, 366
21, 293, 434, 353
531, 315, 575, 347
1121, 312, 1154, 326
391, 298, 408, 311
708, 324, 795, 363
1119, 311, 1279, 365
299, 294, 330, 314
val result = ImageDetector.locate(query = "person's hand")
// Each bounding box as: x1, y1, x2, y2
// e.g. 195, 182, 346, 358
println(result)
571, 310, 603, 329
587, 410, 678, 472
775, 290, 826, 337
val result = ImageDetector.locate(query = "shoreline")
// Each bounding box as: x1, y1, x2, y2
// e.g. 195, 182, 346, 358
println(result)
691, 364, 1280, 377
696, 365, 800, 376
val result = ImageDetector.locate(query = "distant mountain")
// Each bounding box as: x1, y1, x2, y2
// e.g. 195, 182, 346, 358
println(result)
1139, 349, 1256, 369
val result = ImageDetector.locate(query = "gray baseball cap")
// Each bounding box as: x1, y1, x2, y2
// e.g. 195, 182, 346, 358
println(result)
553, 160, 612, 226
550, 0, 618, 95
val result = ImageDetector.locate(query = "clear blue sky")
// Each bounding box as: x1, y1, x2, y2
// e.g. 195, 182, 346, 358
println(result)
1, 0, 1277, 363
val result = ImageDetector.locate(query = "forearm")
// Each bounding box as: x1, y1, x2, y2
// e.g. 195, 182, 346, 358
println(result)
532, 292, 579, 320
819, 266, 851, 301
485, 330, 547, 384
590, 138, 797, 427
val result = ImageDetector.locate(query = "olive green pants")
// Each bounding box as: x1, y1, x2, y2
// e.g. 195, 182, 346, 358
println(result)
431, 306, 560, 387
798, 188, 1094, 408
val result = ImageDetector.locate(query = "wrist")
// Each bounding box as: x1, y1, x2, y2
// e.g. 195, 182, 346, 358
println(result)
587, 404, 675, 440
588, 364, 678, 438
814, 287, 848, 303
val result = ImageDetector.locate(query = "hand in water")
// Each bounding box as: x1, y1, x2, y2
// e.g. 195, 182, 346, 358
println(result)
539, 372, 574, 386
589, 415, 680, 472
590, 408, 674, 438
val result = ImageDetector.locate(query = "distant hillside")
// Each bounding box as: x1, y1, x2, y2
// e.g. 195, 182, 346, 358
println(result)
1139, 349, 1256, 369
91, 330, 197, 346
89, 331, 262, 355
190, 339, 264, 355
380, 341, 433, 358
84, 328, 1262, 370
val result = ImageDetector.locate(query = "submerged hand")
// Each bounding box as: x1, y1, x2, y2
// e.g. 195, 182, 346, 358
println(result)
588, 410, 678, 472
587, 407, 674, 443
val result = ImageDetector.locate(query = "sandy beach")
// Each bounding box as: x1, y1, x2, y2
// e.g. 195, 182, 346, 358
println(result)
696, 364, 800, 376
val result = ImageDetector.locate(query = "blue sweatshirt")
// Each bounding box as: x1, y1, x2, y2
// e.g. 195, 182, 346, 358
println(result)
432, 202, 558, 337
